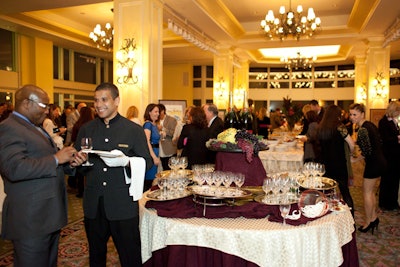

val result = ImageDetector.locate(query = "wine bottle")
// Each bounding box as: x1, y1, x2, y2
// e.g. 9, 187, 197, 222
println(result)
224, 92, 240, 129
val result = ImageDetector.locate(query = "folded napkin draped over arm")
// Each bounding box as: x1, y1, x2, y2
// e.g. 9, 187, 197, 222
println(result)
145, 194, 327, 226
124, 157, 146, 201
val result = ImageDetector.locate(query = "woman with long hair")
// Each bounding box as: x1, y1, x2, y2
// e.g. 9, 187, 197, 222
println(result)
177, 106, 210, 169
143, 103, 161, 191
317, 105, 355, 214
42, 104, 66, 150
350, 103, 386, 233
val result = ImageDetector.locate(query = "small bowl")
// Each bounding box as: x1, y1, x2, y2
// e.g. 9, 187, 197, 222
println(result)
298, 190, 329, 218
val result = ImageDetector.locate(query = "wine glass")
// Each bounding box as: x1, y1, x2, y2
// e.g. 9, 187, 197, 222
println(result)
81, 137, 94, 166
179, 157, 188, 170
279, 204, 291, 225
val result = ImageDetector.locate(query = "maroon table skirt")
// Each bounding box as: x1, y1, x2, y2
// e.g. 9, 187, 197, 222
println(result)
214, 151, 266, 186
143, 232, 358, 267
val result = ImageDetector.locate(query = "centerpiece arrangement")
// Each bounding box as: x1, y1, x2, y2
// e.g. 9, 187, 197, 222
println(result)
206, 128, 268, 162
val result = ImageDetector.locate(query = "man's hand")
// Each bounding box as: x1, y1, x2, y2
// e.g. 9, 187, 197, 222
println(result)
55, 146, 78, 165
100, 150, 129, 167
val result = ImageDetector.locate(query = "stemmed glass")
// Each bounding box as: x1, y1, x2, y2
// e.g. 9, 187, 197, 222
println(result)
279, 204, 291, 225
81, 137, 94, 166
168, 157, 179, 175
179, 157, 188, 170
157, 178, 168, 199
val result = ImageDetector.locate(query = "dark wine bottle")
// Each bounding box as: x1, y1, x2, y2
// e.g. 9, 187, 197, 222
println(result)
224, 92, 240, 129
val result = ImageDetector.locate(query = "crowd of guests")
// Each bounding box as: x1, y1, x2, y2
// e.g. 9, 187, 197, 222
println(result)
0, 82, 399, 266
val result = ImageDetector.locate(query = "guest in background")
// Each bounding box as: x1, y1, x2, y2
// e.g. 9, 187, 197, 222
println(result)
71, 106, 95, 198
203, 103, 224, 138
309, 99, 324, 123
158, 104, 178, 170
74, 83, 152, 266
143, 103, 161, 191
0, 84, 85, 267
178, 106, 211, 169
126, 105, 141, 125
349, 103, 386, 233
43, 104, 67, 150
173, 106, 193, 156
60, 104, 73, 141
378, 101, 400, 211
302, 110, 319, 163
317, 105, 355, 214
299, 104, 311, 135
65, 102, 87, 146
270, 108, 283, 130
256, 107, 271, 139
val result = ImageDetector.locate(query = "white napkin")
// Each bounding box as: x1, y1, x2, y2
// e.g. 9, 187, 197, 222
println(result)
123, 157, 146, 201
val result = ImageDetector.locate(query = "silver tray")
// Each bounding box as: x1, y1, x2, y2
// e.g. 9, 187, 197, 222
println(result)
297, 176, 337, 190
254, 194, 299, 205
145, 189, 192, 201
155, 169, 193, 179
187, 185, 252, 199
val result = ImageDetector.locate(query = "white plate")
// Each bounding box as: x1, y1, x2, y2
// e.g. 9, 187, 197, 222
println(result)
85, 150, 122, 158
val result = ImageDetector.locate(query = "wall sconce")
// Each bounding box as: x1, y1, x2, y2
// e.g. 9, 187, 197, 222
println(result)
214, 77, 227, 98
371, 72, 388, 98
233, 87, 246, 109
116, 38, 138, 84
357, 83, 367, 103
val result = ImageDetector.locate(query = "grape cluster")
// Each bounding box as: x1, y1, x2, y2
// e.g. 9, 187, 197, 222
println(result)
235, 130, 267, 155
206, 139, 238, 150
236, 139, 254, 162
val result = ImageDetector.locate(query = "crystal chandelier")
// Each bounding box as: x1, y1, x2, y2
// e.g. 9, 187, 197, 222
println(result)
89, 23, 114, 51
260, 0, 321, 41
281, 52, 316, 70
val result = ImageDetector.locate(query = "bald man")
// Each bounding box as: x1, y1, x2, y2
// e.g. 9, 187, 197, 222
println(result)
0, 84, 86, 267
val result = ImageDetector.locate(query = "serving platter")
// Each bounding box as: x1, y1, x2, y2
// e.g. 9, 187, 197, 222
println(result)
187, 185, 252, 199
145, 189, 192, 201
254, 194, 299, 205
297, 177, 337, 190
155, 169, 193, 179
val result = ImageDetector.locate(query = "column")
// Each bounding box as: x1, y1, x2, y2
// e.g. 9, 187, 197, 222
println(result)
366, 37, 390, 116
114, 0, 163, 116
354, 55, 367, 105
213, 46, 233, 110
233, 59, 249, 109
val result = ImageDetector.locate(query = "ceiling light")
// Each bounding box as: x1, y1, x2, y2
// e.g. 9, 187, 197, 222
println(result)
281, 52, 316, 70
89, 23, 114, 51
260, 0, 321, 41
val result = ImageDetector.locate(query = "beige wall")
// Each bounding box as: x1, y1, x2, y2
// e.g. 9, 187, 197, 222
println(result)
162, 63, 193, 102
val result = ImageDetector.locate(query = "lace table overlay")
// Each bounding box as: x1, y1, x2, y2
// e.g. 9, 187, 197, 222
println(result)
139, 197, 355, 267
259, 148, 304, 173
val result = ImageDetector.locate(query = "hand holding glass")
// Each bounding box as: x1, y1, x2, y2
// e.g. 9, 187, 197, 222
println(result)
81, 137, 94, 166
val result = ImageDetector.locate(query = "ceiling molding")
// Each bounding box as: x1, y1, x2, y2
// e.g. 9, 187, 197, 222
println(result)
193, 0, 245, 39
348, 0, 380, 32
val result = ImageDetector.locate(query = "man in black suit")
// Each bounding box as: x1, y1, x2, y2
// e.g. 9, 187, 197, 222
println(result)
310, 99, 325, 122
203, 103, 224, 164
0, 84, 86, 267
203, 103, 224, 139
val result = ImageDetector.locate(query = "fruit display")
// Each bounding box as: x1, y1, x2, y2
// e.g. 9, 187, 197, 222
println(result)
206, 129, 268, 162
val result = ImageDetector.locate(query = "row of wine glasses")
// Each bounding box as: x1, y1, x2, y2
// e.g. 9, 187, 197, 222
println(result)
168, 156, 188, 173
157, 177, 191, 200
262, 176, 300, 203
193, 170, 245, 191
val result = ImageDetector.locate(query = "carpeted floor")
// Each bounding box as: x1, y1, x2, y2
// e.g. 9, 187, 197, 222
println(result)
0, 169, 399, 266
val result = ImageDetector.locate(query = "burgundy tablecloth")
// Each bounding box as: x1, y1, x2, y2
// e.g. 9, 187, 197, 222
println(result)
145, 196, 327, 226
215, 151, 266, 186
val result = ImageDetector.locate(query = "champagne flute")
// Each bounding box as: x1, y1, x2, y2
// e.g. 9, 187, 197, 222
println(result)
81, 137, 94, 166
279, 204, 291, 225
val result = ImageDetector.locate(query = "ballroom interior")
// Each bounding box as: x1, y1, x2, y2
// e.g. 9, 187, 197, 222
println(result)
0, 0, 400, 119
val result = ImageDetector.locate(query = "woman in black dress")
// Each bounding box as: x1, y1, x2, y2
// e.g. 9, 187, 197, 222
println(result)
378, 101, 400, 210
317, 105, 355, 214
177, 106, 211, 169
349, 103, 387, 233
256, 107, 271, 139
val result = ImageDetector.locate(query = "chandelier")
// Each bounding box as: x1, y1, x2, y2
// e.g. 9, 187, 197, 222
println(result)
260, 0, 321, 41
281, 52, 316, 70
89, 23, 114, 51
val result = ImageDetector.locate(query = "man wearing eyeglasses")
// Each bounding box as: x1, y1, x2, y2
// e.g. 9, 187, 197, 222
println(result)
0, 84, 87, 267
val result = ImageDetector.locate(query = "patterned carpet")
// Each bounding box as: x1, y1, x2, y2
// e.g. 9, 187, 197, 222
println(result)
0, 170, 399, 266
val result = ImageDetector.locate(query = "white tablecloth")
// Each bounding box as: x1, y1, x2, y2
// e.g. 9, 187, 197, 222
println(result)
259, 147, 304, 174
139, 196, 355, 267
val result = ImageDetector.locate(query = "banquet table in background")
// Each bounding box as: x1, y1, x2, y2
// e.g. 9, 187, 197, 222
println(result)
140, 195, 359, 267
214, 151, 266, 186
258, 145, 304, 174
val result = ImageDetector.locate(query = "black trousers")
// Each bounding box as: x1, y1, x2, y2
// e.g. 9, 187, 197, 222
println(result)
13, 230, 60, 267
84, 197, 141, 267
